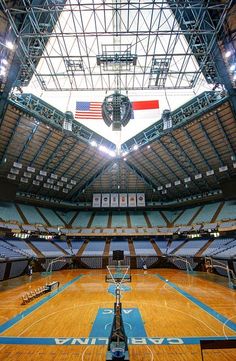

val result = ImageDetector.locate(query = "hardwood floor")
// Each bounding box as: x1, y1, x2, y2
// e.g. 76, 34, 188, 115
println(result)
0, 268, 236, 360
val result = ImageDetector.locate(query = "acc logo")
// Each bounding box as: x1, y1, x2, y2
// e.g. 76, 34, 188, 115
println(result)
102, 309, 133, 314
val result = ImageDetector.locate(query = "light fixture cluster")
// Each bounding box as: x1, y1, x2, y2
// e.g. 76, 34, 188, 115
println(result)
7, 162, 77, 194
152, 161, 233, 196
90, 140, 116, 157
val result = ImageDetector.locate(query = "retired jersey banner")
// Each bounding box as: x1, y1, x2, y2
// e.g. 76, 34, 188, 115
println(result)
137, 193, 145, 207
119, 193, 127, 207
111, 193, 119, 207
102, 193, 110, 207
93, 194, 101, 207
128, 193, 136, 207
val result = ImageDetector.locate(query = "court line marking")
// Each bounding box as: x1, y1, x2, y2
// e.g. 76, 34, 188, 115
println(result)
223, 315, 236, 339
81, 345, 89, 361
0, 274, 83, 335
16, 300, 219, 338
155, 274, 236, 334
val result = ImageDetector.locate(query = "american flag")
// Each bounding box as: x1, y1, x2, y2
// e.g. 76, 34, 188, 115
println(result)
75, 101, 102, 120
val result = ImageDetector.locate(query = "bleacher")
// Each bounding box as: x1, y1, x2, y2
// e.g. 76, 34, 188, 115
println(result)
133, 239, 156, 255
154, 238, 169, 254
201, 238, 235, 257
0, 202, 22, 223
174, 206, 201, 225
72, 211, 93, 227
70, 239, 84, 255
109, 238, 130, 255
57, 210, 76, 225
193, 203, 220, 224
111, 211, 128, 227
6, 239, 37, 257
129, 211, 147, 227
211, 240, 236, 259
0, 201, 235, 234
38, 207, 64, 226
0, 239, 26, 259
91, 212, 109, 227
53, 240, 72, 255
18, 204, 45, 224
175, 239, 208, 257
30, 239, 65, 257
82, 239, 106, 256
145, 211, 166, 226
216, 200, 236, 221
167, 240, 186, 254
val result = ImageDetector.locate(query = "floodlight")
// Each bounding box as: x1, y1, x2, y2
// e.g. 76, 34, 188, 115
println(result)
6, 41, 14, 50
0, 67, 6, 76
90, 140, 97, 147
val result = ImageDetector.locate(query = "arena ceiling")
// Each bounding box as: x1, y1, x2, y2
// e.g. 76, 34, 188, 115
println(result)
0, 0, 236, 206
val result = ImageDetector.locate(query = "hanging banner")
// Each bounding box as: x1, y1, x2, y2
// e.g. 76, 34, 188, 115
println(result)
93, 194, 101, 207
128, 193, 136, 207
119, 193, 127, 207
102, 193, 110, 207
137, 193, 145, 207
111, 193, 119, 207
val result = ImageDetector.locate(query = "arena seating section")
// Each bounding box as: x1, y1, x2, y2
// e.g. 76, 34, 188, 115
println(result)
0, 199, 235, 279
0, 200, 235, 233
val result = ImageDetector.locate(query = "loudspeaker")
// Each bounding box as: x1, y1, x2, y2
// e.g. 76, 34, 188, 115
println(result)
113, 250, 124, 261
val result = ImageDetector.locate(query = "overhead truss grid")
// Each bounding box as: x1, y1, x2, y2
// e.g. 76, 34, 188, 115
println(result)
0, 0, 232, 91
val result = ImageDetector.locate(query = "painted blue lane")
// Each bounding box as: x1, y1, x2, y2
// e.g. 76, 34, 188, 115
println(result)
108, 284, 131, 297
0, 275, 83, 335
0, 335, 236, 346
156, 274, 236, 332
89, 308, 147, 337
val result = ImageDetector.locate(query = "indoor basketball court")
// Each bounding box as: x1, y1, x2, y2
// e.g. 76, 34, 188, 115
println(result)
0, 1, 236, 360
0, 267, 236, 361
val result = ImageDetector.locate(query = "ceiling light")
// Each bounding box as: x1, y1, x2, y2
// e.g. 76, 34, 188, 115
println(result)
108, 150, 116, 157
1, 59, 8, 66
147, 145, 151, 149
6, 41, 14, 50
133, 144, 139, 151
0, 67, 6, 76
90, 140, 97, 147
99, 145, 107, 152
230, 64, 236, 71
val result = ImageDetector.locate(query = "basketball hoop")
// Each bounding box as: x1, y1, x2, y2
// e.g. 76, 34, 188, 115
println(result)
106, 265, 131, 284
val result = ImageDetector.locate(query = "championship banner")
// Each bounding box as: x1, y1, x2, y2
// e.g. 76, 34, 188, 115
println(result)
137, 193, 145, 207
119, 193, 127, 207
128, 193, 136, 207
93, 194, 101, 207
102, 193, 110, 207
111, 193, 118, 207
